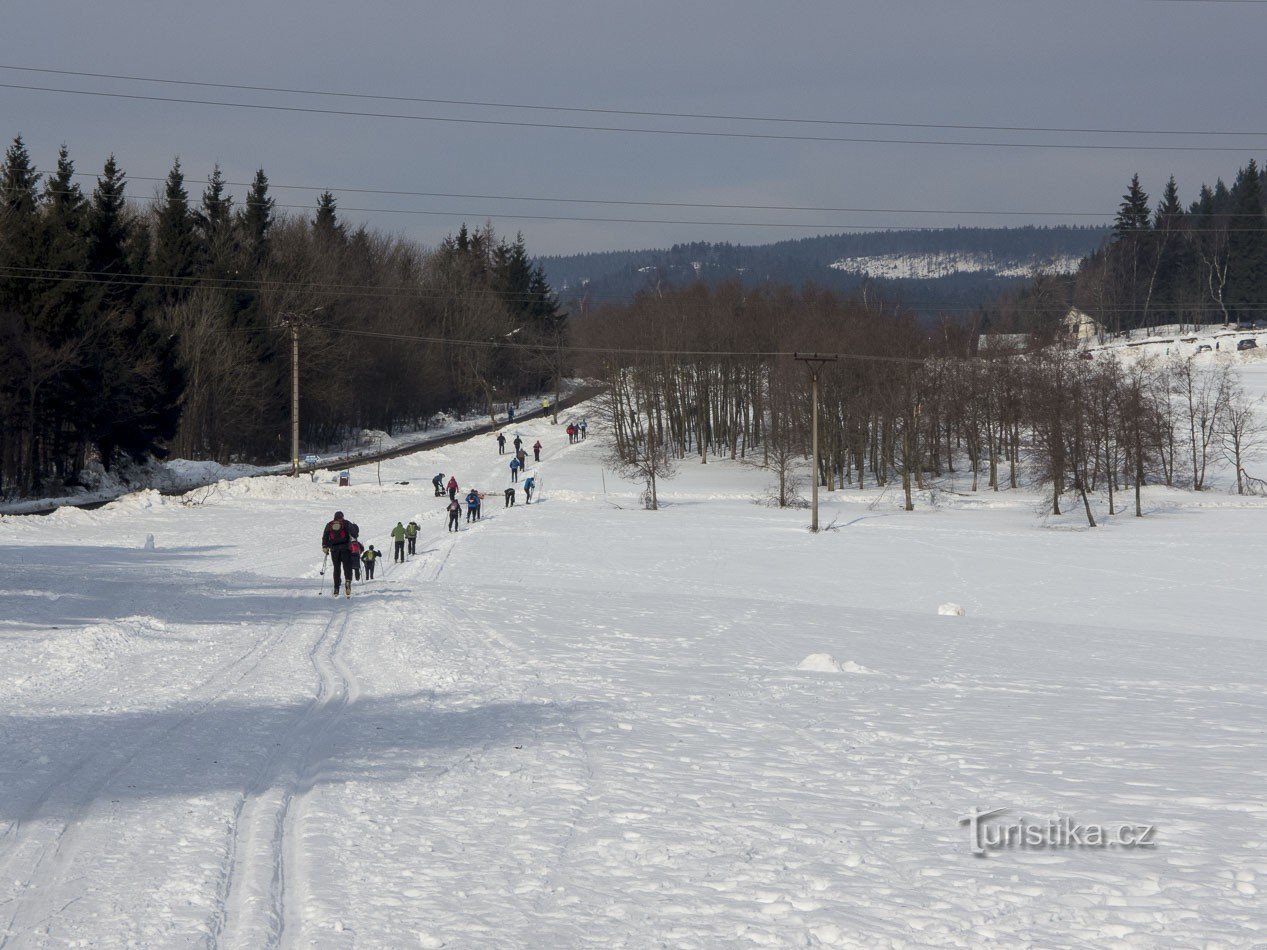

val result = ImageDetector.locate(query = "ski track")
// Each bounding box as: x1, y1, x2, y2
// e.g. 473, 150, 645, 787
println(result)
210, 605, 354, 950
0, 608, 295, 949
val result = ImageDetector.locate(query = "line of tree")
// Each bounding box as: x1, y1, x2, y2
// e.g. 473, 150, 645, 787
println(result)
578, 282, 1264, 517
991, 161, 1267, 336
0, 136, 565, 497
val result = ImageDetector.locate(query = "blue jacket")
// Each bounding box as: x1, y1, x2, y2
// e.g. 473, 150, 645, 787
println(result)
523, 477, 535, 490
509, 458, 521, 471
466, 491, 481, 508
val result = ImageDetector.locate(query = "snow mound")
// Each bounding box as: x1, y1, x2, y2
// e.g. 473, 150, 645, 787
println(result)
797, 653, 875, 674
104, 489, 168, 511
938, 603, 965, 616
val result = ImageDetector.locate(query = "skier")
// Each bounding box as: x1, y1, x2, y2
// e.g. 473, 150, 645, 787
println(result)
523, 475, 535, 504
542, 398, 550, 419
533, 439, 542, 462
447, 475, 459, 501
447, 497, 462, 532
466, 488, 482, 523
516, 447, 528, 472
432, 472, 445, 497
497, 432, 506, 455
579, 419, 587, 440
321, 510, 360, 597
504, 486, 516, 507
405, 520, 419, 555
391, 521, 407, 563
508, 405, 515, 422
509, 455, 521, 483
513, 434, 523, 454
566, 423, 576, 443
349, 536, 364, 580
361, 545, 379, 579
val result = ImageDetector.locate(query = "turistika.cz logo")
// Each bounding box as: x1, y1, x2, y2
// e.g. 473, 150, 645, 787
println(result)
959, 807, 1157, 856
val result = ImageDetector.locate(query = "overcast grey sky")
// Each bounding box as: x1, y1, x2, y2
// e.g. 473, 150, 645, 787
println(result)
2, 1, 1264, 256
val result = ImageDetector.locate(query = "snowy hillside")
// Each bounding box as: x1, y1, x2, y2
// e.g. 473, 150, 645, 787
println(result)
3, 384, 1267, 946
830, 251, 1082, 280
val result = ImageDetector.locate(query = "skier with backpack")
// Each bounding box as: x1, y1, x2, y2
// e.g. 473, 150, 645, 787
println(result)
320, 511, 360, 597
349, 536, 364, 580
405, 520, 419, 555
446, 497, 462, 532
466, 488, 482, 523
361, 545, 379, 580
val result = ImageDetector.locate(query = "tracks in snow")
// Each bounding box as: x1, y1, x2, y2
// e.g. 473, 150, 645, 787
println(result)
0, 612, 296, 949
210, 606, 358, 950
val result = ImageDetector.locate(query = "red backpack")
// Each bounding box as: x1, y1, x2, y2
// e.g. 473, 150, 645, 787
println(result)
324, 519, 349, 546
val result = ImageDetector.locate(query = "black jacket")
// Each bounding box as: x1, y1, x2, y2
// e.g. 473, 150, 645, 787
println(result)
321, 519, 359, 548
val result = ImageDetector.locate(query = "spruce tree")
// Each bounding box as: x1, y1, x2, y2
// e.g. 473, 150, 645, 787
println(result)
313, 190, 345, 244
0, 136, 43, 314
38, 145, 89, 336
1226, 159, 1267, 320
85, 155, 134, 311
151, 157, 199, 302
239, 168, 274, 265
1113, 174, 1151, 238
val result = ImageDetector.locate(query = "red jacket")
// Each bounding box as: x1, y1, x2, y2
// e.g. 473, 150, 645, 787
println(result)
447, 476, 458, 490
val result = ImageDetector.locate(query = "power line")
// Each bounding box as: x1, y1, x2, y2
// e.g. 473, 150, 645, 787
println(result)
30, 184, 1267, 233
3, 63, 1266, 137
70, 171, 1122, 219
4, 80, 1267, 152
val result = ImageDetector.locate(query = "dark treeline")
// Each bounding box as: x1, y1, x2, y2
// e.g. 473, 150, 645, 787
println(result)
578, 282, 1263, 516
0, 137, 564, 497
993, 160, 1267, 336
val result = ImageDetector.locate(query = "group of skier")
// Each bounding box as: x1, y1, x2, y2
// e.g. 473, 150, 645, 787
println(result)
566, 419, 587, 443
320, 416, 566, 596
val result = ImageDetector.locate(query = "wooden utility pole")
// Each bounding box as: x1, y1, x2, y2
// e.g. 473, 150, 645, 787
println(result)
279, 307, 323, 476
793, 353, 839, 532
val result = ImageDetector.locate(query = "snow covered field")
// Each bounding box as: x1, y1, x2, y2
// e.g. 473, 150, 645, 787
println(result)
3, 399, 1267, 947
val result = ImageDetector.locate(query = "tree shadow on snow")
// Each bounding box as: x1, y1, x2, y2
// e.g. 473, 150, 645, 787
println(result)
0, 544, 410, 629
0, 693, 605, 821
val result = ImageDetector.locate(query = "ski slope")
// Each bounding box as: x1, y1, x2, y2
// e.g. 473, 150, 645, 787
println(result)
3, 405, 1267, 947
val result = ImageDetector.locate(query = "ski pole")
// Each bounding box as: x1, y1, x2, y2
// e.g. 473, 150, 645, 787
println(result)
318, 551, 329, 594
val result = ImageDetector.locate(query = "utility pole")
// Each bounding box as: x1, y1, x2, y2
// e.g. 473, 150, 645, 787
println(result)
279, 307, 323, 476
793, 353, 839, 532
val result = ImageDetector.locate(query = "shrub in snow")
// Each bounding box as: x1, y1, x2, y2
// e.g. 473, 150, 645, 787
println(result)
938, 603, 965, 617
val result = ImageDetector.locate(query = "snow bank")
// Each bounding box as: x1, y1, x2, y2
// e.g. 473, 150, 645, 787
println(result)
797, 653, 875, 674
938, 603, 965, 616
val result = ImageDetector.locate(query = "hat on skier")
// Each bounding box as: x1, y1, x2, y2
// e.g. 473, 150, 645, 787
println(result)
334, 510, 343, 519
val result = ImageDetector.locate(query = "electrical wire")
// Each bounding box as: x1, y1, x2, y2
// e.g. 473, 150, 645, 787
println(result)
3, 63, 1265, 137
3, 80, 1267, 152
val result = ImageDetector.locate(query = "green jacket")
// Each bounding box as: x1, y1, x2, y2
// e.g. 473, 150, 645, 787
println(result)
391, 524, 406, 540
405, 522, 419, 538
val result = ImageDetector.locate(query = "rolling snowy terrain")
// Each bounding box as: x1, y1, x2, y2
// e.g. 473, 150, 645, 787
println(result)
3, 377, 1267, 947
829, 251, 1081, 280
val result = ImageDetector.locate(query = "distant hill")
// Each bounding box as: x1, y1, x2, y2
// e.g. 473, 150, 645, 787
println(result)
537, 226, 1109, 316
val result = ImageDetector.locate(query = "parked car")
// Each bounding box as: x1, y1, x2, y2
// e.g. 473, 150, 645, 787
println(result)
302, 454, 321, 466
1254, 319, 1267, 329
1196, 344, 1213, 354
1237, 339, 1258, 351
